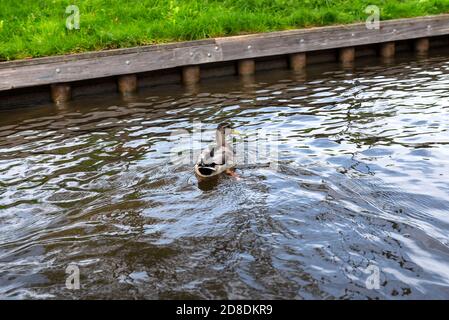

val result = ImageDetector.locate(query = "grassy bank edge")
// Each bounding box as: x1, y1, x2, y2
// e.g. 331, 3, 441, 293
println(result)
1, 0, 449, 61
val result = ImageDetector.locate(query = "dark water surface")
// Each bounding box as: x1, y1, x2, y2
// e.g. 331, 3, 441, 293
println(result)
1, 53, 449, 299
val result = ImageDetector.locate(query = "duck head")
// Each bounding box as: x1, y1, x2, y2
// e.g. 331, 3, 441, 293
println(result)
216, 122, 232, 147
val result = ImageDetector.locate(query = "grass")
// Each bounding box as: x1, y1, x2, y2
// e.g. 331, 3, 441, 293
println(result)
0, 0, 449, 61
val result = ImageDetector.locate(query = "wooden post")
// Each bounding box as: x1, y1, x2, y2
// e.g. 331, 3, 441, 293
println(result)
380, 42, 395, 59
182, 66, 200, 85
118, 74, 138, 95
415, 38, 430, 55
51, 84, 71, 104
240, 74, 255, 89
339, 47, 355, 68
339, 47, 355, 63
289, 53, 306, 71
238, 59, 255, 76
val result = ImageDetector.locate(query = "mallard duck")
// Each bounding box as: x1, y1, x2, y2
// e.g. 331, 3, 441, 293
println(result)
195, 123, 239, 179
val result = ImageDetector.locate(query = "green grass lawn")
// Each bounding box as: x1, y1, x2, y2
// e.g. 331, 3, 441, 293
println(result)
0, 0, 449, 61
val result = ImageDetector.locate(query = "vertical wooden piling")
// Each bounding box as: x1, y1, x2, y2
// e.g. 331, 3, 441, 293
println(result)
238, 59, 256, 76
240, 74, 255, 89
182, 66, 200, 85
380, 42, 395, 59
339, 47, 355, 67
415, 38, 430, 55
118, 74, 138, 95
51, 84, 71, 104
289, 53, 307, 71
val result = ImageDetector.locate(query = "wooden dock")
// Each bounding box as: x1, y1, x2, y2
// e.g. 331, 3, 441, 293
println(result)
1, 14, 448, 106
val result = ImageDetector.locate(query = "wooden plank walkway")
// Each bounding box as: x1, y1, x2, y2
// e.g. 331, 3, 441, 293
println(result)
1, 14, 448, 92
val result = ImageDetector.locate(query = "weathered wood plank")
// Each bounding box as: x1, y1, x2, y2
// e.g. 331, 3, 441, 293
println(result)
0, 39, 216, 69
1, 14, 448, 91
216, 14, 449, 60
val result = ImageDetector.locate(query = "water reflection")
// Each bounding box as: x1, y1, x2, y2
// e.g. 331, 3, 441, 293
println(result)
1, 52, 449, 299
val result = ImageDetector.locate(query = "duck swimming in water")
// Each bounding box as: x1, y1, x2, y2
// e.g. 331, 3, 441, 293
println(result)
195, 123, 239, 180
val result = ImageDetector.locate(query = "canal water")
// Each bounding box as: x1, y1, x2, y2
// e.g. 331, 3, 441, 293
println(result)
1, 52, 449, 299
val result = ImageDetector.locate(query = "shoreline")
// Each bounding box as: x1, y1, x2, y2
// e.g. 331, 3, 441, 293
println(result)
1, 14, 449, 108
2, 0, 449, 61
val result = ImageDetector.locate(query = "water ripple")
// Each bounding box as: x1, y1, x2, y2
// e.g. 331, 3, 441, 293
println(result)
1, 54, 449, 299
